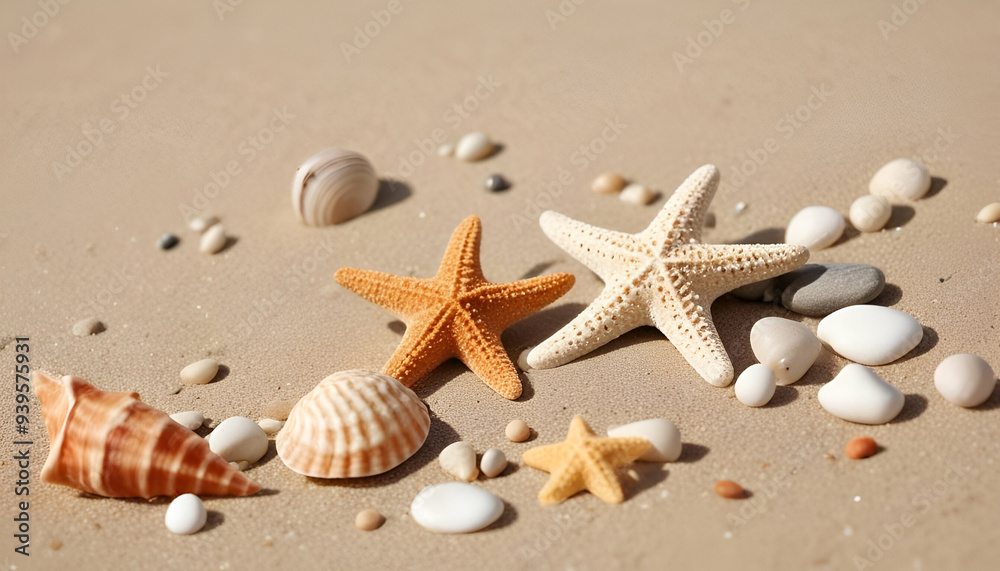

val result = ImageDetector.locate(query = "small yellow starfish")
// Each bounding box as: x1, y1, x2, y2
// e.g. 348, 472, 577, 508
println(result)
522, 416, 650, 505
527, 164, 809, 387
335, 215, 575, 400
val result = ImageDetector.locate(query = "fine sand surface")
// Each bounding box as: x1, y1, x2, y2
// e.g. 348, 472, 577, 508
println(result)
3, 1, 999, 569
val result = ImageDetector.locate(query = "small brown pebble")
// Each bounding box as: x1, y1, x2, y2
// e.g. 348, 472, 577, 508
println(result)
262, 398, 298, 421
714, 480, 744, 499
505, 419, 531, 442
262, 535, 274, 547
824, 453, 836, 461
355, 509, 385, 531
72, 317, 105, 337
50, 540, 62, 551
845, 436, 878, 459
591, 172, 626, 194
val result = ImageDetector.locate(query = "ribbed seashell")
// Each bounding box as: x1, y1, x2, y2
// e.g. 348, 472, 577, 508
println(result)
291, 148, 379, 226
276, 370, 430, 478
34, 372, 261, 498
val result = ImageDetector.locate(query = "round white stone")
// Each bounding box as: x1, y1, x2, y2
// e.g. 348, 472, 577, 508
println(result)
818, 364, 905, 424
869, 158, 930, 200
934, 353, 996, 408
437, 143, 455, 157
817, 305, 922, 365
619, 183, 656, 205
750, 317, 822, 385
439, 441, 479, 482
189, 215, 220, 233
517, 347, 532, 371
208, 416, 269, 464
179, 358, 219, 386
785, 206, 845, 251
199, 223, 227, 254
849, 195, 892, 233
165, 494, 207, 535
977, 202, 1000, 223
410, 482, 504, 533
607, 418, 682, 462
479, 448, 507, 478
454, 132, 494, 161
169, 411, 205, 431
734, 364, 776, 407
257, 418, 284, 436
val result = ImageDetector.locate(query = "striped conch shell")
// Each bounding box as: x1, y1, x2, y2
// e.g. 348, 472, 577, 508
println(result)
34, 372, 261, 498
276, 370, 430, 478
291, 148, 379, 226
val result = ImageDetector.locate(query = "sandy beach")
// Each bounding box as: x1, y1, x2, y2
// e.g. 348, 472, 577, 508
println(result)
2, 1, 999, 569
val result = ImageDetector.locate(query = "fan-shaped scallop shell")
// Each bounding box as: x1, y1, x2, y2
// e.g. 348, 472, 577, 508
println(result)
276, 370, 430, 478
291, 148, 379, 226
34, 371, 261, 498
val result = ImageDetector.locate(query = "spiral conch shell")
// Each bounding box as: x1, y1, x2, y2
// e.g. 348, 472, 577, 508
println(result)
276, 370, 430, 478
34, 372, 261, 498
291, 148, 379, 226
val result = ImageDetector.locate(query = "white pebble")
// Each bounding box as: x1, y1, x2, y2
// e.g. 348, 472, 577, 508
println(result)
454, 132, 494, 161
817, 305, 923, 365
734, 364, 776, 407
257, 418, 284, 436
479, 448, 507, 478
170, 411, 205, 431
72, 317, 105, 336
734, 201, 747, 214
209, 417, 269, 464
619, 183, 656, 205
976, 202, 1000, 223
869, 158, 930, 200
189, 215, 220, 233
517, 348, 532, 371
165, 494, 207, 535
785, 206, 845, 251
199, 223, 227, 254
439, 441, 479, 482
849, 195, 892, 233
437, 143, 455, 157
934, 354, 996, 408
607, 418, 682, 462
817, 364, 905, 424
179, 358, 219, 386
410, 482, 504, 533
750, 317, 822, 385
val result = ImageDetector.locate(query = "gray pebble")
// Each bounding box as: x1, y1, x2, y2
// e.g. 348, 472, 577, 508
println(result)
777, 263, 885, 317
158, 233, 179, 250
72, 317, 105, 336
484, 174, 509, 192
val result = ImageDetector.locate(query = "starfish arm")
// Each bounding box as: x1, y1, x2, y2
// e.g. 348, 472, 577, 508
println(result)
646, 289, 734, 387
584, 437, 650, 504
536, 465, 586, 505
642, 164, 720, 246
469, 272, 576, 331
538, 211, 644, 282
673, 243, 809, 298
451, 313, 523, 399
435, 215, 486, 288
335, 267, 438, 318
521, 443, 568, 473
382, 306, 459, 388
527, 283, 649, 369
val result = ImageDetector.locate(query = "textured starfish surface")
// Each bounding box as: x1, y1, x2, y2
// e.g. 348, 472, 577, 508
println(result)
527, 165, 809, 387
522, 416, 650, 505
335, 215, 575, 400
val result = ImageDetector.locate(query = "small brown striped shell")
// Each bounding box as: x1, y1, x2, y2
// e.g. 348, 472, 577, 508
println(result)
291, 148, 379, 226
34, 372, 260, 498
276, 370, 430, 478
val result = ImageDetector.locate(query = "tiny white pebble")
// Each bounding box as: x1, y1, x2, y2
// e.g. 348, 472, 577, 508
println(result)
734, 201, 747, 213
723, 531, 733, 539
180, 358, 219, 386
436, 143, 455, 157
200, 224, 227, 254
210, 417, 269, 464
619, 183, 657, 205
170, 411, 206, 431
844, 525, 854, 536
517, 348, 533, 371
189, 215, 220, 233
854, 496, 861, 502
258, 418, 285, 436
165, 494, 207, 535
480, 448, 507, 478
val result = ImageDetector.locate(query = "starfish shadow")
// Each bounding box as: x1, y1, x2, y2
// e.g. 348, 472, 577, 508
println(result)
518, 260, 558, 280
505, 302, 588, 348
730, 227, 784, 245
303, 410, 459, 489
621, 464, 669, 501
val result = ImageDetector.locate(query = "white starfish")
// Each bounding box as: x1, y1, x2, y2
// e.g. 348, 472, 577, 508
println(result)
527, 165, 809, 387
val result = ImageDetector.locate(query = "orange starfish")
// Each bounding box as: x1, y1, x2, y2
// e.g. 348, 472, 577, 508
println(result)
522, 416, 650, 505
335, 215, 575, 400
